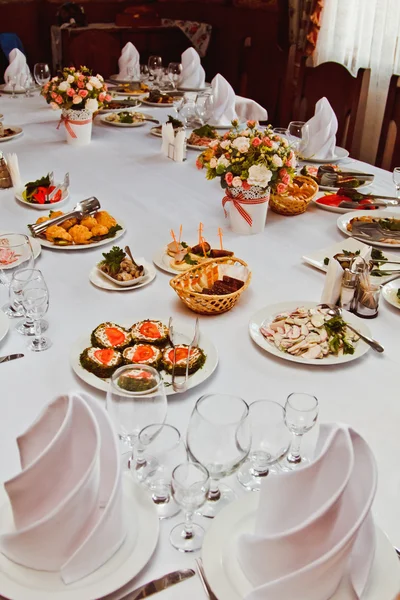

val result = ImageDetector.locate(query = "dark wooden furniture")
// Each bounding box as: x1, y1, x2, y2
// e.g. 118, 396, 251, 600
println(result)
376, 75, 400, 171
290, 61, 369, 152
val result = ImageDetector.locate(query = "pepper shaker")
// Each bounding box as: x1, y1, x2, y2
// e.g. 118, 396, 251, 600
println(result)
0, 152, 12, 189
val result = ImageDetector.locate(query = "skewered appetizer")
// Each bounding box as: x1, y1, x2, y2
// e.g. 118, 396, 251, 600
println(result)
32, 210, 122, 246
80, 347, 123, 378
162, 345, 205, 375
98, 246, 144, 282
91, 323, 132, 349
167, 236, 233, 272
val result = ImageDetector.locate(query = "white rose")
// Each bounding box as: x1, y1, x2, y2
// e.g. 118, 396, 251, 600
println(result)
217, 155, 230, 169
281, 137, 289, 147
50, 101, 59, 110
241, 129, 250, 137
96, 74, 104, 81
58, 81, 69, 92
232, 136, 250, 153
67, 75, 75, 84
72, 95, 82, 104
86, 82, 93, 91
209, 157, 218, 168
271, 141, 279, 151
220, 140, 231, 149
209, 139, 219, 149
85, 98, 99, 112
271, 154, 283, 167
247, 164, 272, 188
89, 76, 102, 89
232, 177, 242, 188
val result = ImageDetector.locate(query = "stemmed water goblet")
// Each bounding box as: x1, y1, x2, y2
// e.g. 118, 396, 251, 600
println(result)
24, 73, 35, 97
186, 393, 251, 518
170, 462, 210, 552
139, 423, 188, 519
106, 364, 167, 474
0, 234, 34, 317
283, 393, 319, 468
33, 63, 51, 87
195, 92, 213, 126
167, 62, 182, 89
148, 56, 163, 86
10, 268, 49, 336
20, 271, 51, 352
288, 120, 306, 152
393, 167, 400, 198
140, 64, 149, 84
10, 75, 19, 99
273, 127, 289, 140
237, 400, 292, 491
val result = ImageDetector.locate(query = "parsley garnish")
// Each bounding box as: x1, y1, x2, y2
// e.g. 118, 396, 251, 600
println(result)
100, 246, 125, 275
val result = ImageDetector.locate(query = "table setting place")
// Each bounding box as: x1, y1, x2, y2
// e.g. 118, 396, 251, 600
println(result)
1, 42, 400, 600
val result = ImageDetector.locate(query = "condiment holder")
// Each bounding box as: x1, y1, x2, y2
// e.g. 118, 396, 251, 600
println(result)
339, 256, 380, 318
0, 152, 12, 190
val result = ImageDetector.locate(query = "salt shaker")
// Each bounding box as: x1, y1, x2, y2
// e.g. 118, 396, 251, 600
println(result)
340, 269, 358, 311
0, 152, 12, 189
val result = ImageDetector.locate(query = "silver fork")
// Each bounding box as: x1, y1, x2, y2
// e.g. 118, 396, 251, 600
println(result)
195, 558, 218, 600
169, 317, 199, 393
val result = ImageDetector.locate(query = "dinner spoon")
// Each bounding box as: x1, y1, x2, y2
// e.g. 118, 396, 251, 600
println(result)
318, 304, 384, 353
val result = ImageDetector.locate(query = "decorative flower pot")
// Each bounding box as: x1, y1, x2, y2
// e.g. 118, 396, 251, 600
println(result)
222, 186, 270, 235
59, 108, 93, 146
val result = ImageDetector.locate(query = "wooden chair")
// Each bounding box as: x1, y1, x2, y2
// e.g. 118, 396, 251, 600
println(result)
291, 61, 369, 153
376, 75, 400, 171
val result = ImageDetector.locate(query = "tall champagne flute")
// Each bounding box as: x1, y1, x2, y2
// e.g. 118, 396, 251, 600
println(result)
21, 271, 51, 352
284, 393, 319, 468
0, 234, 34, 317
10, 269, 49, 336
33, 63, 51, 86
187, 394, 251, 518
107, 364, 167, 474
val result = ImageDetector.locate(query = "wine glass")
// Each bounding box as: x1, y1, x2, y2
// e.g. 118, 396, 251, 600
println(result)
187, 394, 251, 518
195, 92, 214, 126
393, 167, 400, 198
273, 127, 289, 140
24, 73, 35, 97
170, 462, 210, 552
20, 272, 50, 352
10, 75, 19, 99
288, 120, 305, 151
140, 64, 149, 84
139, 423, 187, 519
167, 62, 182, 89
237, 400, 292, 491
0, 234, 34, 317
148, 56, 162, 85
10, 269, 49, 336
106, 364, 167, 474
33, 63, 51, 86
284, 393, 319, 468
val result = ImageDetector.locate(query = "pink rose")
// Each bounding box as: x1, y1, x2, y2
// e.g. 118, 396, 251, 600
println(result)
78, 74, 84, 81
105, 94, 112, 102
262, 137, 273, 147
242, 180, 251, 190
282, 173, 290, 185
79, 89, 88, 98
276, 183, 287, 195
69, 67, 76, 72
99, 92, 106, 102
51, 92, 57, 99
67, 88, 75, 97
252, 137, 261, 147
196, 157, 203, 170
225, 172, 234, 186
279, 168, 287, 178
77, 81, 84, 89
232, 177, 242, 188
55, 95, 63, 104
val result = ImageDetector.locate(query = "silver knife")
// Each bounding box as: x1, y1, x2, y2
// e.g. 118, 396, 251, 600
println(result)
0, 353, 24, 364
119, 569, 195, 599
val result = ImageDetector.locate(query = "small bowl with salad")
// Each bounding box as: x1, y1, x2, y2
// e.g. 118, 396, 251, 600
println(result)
102, 111, 148, 127
187, 125, 220, 150
15, 173, 70, 210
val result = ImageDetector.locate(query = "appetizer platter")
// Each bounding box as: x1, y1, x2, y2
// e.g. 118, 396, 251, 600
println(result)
101, 111, 147, 127
0, 126, 23, 142
150, 115, 182, 138
90, 245, 156, 290
15, 173, 70, 209
187, 124, 220, 150
30, 210, 125, 250
249, 302, 370, 365
142, 90, 175, 106
70, 318, 218, 394
98, 99, 142, 113
313, 192, 383, 213
0, 232, 41, 262
337, 210, 400, 248
298, 146, 349, 163
301, 164, 374, 192
382, 281, 400, 310
108, 80, 149, 94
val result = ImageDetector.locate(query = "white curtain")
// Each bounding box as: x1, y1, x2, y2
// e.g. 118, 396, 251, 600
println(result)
312, 0, 400, 165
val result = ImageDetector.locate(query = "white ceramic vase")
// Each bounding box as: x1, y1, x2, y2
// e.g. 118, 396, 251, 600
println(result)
61, 108, 93, 146
224, 185, 270, 235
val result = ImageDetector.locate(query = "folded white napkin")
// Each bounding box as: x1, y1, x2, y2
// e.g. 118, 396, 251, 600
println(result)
321, 257, 343, 306
209, 74, 238, 127
4, 48, 30, 92
116, 42, 140, 81
161, 122, 175, 156
0, 392, 128, 584
235, 96, 268, 122
174, 129, 186, 162
5, 153, 23, 192
238, 423, 377, 600
299, 97, 338, 160
179, 47, 206, 90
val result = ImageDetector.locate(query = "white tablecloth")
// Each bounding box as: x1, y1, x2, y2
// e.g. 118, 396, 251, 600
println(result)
0, 94, 399, 599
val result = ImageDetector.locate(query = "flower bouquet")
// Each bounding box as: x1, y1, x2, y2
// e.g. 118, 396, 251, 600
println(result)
41, 67, 112, 146
196, 121, 296, 234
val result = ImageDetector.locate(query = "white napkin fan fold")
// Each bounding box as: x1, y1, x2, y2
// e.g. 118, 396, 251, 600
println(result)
209, 73, 238, 127
4, 48, 30, 91
299, 97, 338, 160
116, 42, 140, 81
179, 47, 205, 89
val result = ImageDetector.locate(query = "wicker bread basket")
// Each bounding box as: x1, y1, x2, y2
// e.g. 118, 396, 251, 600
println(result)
269, 175, 318, 216
170, 256, 251, 315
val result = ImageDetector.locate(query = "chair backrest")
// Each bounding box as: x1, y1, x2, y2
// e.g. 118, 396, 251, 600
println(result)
376, 75, 400, 171
292, 61, 368, 152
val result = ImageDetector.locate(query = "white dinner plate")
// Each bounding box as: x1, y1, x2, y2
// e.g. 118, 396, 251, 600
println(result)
178, 83, 211, 92
89, 260, 156, 291
100, 114, 147, 128
0, 311, 10, 344
98, 101, 142, 114
33, 220, 126, 251
149, 127, 162, 138
108, 75, 141, 84
312, 192, 384, 214
316, 169, 374, 193
152, 246, 185, 274
186, 143, 209, 151
382, 280, 400, 310
141, 97, 174, 108
337, 210, 400, 248
15, 186, 70, 210
0, 475, 159, 600
0, 85, 26, 95
249, 301, 370, 366
300, 146, 350, 163
202, 493, 400, 600
0, 231, 41, 263
0, 127, 23, 142
70, 319, 218, 395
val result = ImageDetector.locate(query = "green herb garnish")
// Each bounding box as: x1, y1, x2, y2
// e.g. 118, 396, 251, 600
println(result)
91, 224, 123, 241
25, 174, 51, 200
166, 115, 183, 129
192, 124, 218, 139
184, 253, 198, 265
100, 246, 125, 275
324, 315, 355, 355
371, 248, 387, 261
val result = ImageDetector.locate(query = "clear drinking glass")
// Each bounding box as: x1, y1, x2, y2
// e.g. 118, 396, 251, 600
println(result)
167, 62, 182, 89
284, 393, 319, 468
33, 63, 51, 86
170, 462, 210, 552
0, 234, 34, 317
21, 273, 51, 352
10, 75, 19, 99
139, 423, 188, 519
288, 120, 306, 151
10, 268, 49, 336
140, 64, 149, 83
393, 167, 400, 198
237, 400, 292, 491
148, 56, 163, 85
195, 92, 214, 126
273, 127, 289, 140
179, 93, 199, 128
107, 364, 167, 474
187, 394, 251, 518
24, 73, 34, 97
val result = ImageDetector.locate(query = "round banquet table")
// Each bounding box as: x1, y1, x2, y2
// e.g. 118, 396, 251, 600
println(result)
0, 94, 400, 600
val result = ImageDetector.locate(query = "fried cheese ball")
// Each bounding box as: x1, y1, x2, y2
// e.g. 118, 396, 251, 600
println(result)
68, 224, 92, 244
95, 211, 117, 229
36, 216, 51, 225
45, 225, 73, 243
91, 224, 109, 237
49, 211, 64, 218
60, 217, 78, 231
80, 216, 98, 230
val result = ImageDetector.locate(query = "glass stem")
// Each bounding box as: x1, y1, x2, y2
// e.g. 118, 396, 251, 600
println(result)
183, 511, 194, 539
33, 319, 41, 347
287, 432, 303, 464
207, 480, 221, 502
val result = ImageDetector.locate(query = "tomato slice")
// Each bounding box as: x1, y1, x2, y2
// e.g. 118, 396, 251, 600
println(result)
105, 327, 126, 346
132, 345, 154, 362
168, 347, 194, 363
125, 369, 152, 379
139, 322, 161, 339
94, 349, 115, 364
